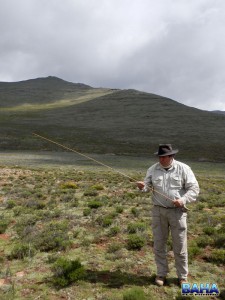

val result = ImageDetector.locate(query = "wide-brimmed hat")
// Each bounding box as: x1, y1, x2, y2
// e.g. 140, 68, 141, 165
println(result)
154, 144, 179, 156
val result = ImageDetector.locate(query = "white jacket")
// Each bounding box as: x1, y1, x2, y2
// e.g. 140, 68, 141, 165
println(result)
144, 159, 199, 207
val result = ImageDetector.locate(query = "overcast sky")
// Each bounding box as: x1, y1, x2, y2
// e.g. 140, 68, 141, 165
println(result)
1, 0, 225, 111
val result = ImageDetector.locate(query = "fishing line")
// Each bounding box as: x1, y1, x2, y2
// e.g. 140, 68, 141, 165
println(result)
32, 132, 186, 209
32, 132, 136, 182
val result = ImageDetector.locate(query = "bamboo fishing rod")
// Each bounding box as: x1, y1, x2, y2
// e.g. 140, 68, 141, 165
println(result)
32, 132, 187, 209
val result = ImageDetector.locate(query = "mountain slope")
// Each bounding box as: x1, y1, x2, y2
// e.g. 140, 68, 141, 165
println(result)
0, 76, 225, 161
212, 110, 225, 115
0, 76, 92, 107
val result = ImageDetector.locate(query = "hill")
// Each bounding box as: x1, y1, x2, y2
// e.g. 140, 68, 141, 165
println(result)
212, 110, 225, 115
0, 76, 225, 161
0, 76, 91, 107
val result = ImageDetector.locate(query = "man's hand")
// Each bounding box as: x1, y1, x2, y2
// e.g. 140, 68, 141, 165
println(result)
136, 181, 145, 190
173, 198, 184, 208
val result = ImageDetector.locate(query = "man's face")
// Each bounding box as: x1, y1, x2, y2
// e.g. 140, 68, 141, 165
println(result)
159, 155, 173, 167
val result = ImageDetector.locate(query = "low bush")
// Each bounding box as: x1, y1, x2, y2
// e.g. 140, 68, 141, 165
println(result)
91, 184, 104, 190
188, 245, 202, 262
115, 206, 124, 214
213, 233, 225, 248
203, 226, 216, 236
131, 207, 140, 217
51, 257, 86, 288
206, 249, 225, 264
126, 234, 145, 250
25, 199, 46, 209
9, 243, 35, 260
83, 208, 91, 216
102, 217, 113, 227
107, 242, 122, 253
196, 236, 213, 248
84, 189, 99, 197
5, 200, 17, 209
127, 222, 146, 234
96, 214, 114, 227
108, 226, 120, 237
123, 287, 146, 300
88, 200, 103, 209
0, 218, 10, 234
13, 206, 23, 216
60, 181, 79, 189
34, 221, 71, 252
15, 214, 39, 238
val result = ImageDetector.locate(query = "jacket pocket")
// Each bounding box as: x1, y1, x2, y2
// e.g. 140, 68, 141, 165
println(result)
152, 176, 163, 188
170, 175, 182, 188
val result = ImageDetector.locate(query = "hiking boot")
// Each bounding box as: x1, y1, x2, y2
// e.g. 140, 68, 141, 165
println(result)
155, 276, 166, 286
179, 278, 188, 286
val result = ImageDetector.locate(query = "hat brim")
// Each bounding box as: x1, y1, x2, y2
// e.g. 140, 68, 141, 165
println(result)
154, 149, 179, 156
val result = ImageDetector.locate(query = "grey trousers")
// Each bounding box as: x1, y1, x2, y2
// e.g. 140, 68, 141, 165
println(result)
152, 206, 188, 279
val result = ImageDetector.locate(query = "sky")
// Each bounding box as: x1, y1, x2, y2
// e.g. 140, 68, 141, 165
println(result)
0, 0, 225, 111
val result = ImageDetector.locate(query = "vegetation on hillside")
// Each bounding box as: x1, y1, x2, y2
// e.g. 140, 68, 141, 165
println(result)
0, 159, 224, 299
0, 76, 225, 161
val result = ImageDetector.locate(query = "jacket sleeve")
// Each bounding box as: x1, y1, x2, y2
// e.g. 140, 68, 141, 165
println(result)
143, 166, 154, 192
181, 167, 200, 205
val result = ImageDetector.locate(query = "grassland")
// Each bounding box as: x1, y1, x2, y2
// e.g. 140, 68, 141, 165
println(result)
0, 152, 225, 299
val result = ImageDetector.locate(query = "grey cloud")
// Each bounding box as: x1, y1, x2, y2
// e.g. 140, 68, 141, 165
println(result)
0, 0, 225, 110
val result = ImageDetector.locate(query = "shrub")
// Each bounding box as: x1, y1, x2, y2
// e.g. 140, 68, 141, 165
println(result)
0, 218, 10, 234
214, 233, 225, 248
6, 200, 16, 209
88, 200, 103, 209
15, 214, 39, 238
61, 194, 77, 203
196, 236, 213, 248
60, 182, 78, 189
127, 234, 145, 250
83, 208, 91, 216
96, 215, 114, 227
107, 242, 122, 253
115, 206, 124, 214
108, 226, 120, 237
13, 206, 24, 216
123, 287, 146, 300
203, 226, 216, 236
131, 207, 139, 217
102, 217, 113, 227
91, 184, 104, 190
34, 221, 71, 252
188, 245, 202, 261
84, 189, 99, 196
127, 222, 146, 234
207, 249, 225, 264
25, 199, 46, 209
51, 257, 86, 288
123, 192, 136, 200
195, 203, 205, 211
9, 243, 35, 260
69, 199, 79, 207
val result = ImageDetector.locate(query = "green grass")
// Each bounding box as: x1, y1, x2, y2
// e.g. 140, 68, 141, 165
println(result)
0, 154, 224, 299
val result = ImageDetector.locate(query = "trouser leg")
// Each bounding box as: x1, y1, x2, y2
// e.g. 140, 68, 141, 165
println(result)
169, 209, 188, 279
152, 206, 169, 277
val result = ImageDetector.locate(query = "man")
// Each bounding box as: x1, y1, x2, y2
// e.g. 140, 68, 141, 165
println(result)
137, 144, 199, 287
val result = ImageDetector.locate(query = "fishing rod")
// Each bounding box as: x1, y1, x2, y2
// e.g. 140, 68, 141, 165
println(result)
32, 132, 135, 182
32, 132, 188, 210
